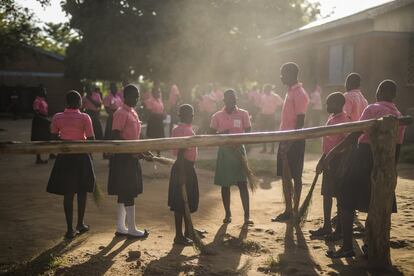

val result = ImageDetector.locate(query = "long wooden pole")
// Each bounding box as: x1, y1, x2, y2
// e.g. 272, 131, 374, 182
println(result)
366, 116, 398, 269
1, 117, 410, 155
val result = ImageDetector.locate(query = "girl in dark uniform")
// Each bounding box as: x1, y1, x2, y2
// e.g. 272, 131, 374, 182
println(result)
31, 87, 50, 164
47, 90, 96, 239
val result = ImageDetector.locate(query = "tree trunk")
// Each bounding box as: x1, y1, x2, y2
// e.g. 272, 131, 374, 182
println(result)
366, 116, 398, 269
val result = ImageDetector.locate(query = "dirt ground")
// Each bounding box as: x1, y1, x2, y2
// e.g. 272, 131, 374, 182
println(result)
0, 118, 413, 275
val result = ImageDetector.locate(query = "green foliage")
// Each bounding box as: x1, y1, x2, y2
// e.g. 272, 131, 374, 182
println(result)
0, 0, 39, 62
62, 0, 319, 87
34, 22, 80, 56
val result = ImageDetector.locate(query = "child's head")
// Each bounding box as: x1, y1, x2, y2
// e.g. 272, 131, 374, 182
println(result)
179, 104, 194, 124
66, 90, 82, 109
345, 73, 361, 91
123, 84, 140, 108
224, 89, 237, 110
262, 84, 272, 94
110, 83, 117, 95
280, 62, 299, 86
326, 92, 345, 114
376, 79, 396, 102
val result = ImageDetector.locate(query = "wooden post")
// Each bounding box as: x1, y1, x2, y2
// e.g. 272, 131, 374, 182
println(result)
366, 116, 398, 269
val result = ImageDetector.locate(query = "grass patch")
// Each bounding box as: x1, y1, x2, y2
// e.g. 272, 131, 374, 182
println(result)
197, 159, 277, 177
400, 144, 414, 164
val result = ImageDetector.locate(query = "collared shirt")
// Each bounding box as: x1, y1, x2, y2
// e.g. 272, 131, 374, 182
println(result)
33, 96, 48, 116
168, 85, 180, 108
210, 107, 251, 134
171, 123, 197, 161
260, 92, 283, 115
83, 92, 103, 112
112, 104, 141, 140
145, 96, 164, 114
279, 83, 309, 131
309, 86, 322, 110
343, 89, 368, 121
358, 101, 405, 144
103, 93, 123, 112
51, 109, 94, 140
323, 112, 352, 154
198, 94, 217, 114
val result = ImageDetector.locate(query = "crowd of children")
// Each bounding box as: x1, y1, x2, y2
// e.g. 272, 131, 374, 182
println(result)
34, 61, 405, 259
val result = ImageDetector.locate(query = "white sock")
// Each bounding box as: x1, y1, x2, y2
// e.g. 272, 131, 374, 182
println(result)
125, 205, 145, 237
116, 203, 128, 234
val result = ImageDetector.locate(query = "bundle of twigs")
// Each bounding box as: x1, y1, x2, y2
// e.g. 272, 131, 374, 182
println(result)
92, 182, 104, 207
237, 147, 259, 193
296, 173, 320, 225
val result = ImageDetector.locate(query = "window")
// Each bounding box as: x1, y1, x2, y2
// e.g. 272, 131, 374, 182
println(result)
329, 44, 354, 85
408, 37, 414, 85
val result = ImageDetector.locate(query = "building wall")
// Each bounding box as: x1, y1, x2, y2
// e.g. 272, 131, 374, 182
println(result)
374, 4, 414, 33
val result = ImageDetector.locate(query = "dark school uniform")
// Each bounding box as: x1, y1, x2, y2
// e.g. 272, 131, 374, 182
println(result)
103, 93, 123, 139
47, 109, 96, 195
145, 96, 165, 138
338, 101, 405, 213
107, 104, 143, 200
31, 96, 50, 141
168, 123, 199, 213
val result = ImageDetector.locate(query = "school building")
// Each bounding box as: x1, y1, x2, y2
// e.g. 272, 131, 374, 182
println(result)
0, 45, 81, 116
266, 0, 414, 115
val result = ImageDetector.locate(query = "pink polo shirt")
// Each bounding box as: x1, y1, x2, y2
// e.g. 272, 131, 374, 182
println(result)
358, 101, 405, 145
112, 104, 141, 140
171, 123, 198, 162
33, 96, 48, 116
210, 107, 251, 134
103, 93, 123, 112
198, 94, 217, 114
322, 112, 352, 154
168, 85, 180, 108
260, 92, 283, 115
117, 89, 124, 102
145, 96, 164, 114
83, 92, 103, 112
343, 89, 368, 121
51, 109, 94, 140
212, 89, 224, 102
279, 83, 309, 131
248, 90, 262, 107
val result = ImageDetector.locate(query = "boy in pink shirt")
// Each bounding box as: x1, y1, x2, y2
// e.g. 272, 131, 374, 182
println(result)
168, 104, 200, 245
47, 90, 96, 239
108, 84, 149, 239
210, 89, 253, 225
273, 62, 309, 222
309, 92, 351, 239
31, 87, 50, 164
343, 73, 368, 121
259, 84, 283, 154
326, 80, 405, 258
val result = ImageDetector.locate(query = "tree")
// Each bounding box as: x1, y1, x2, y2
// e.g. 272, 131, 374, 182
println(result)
35, 22, 79, 55
63, 0, 319, 95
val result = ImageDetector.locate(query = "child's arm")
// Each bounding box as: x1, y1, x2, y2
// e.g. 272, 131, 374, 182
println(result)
316, 154, 326, 174
324, 131, 362, 165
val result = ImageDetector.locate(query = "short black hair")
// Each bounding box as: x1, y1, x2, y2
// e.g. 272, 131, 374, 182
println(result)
377, 79, 397, 101
179, 104, 194, 118
263, 84, 272, 93
326, 92, 345, 108
123, 84, 139, 99
345, 73, 361, 90
281, 62, 299, 78
66, 90, 81, 108
224, 89, 236, 98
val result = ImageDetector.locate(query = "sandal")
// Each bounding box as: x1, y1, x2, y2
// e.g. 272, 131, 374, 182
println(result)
76, 224, 90, 234
223, 217, 232, 224
174, 236, 194, 246
64, 230, 77, 240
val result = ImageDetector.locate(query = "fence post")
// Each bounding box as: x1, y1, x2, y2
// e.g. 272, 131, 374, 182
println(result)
366, 116, 398, 269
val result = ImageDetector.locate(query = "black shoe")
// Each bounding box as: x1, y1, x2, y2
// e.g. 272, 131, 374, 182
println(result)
310, 227, 332, 237
76, 224, 90, 234
271, 212, 292, 222
127, 229, 149, 239
223, 217, 232, 224
326, 248, 355, 259
325, 231, 342, 242
64, 230, 77, 240
174, 236, 194, 246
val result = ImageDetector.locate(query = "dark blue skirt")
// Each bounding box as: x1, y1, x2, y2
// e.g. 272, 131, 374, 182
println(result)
47, 154, 95, 195
108, 154, 143, 198
277, 140, 306, 179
